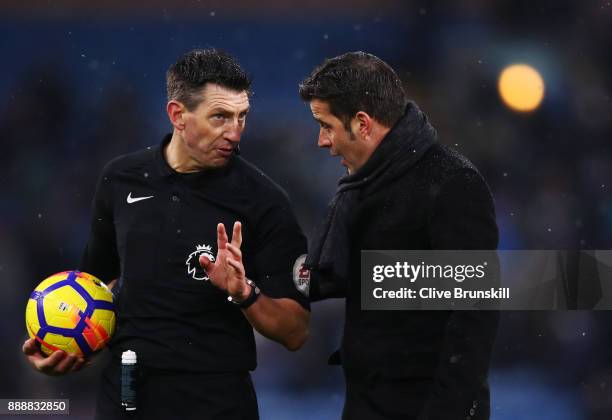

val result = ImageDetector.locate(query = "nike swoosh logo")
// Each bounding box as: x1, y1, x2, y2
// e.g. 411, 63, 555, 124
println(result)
127, 192, 154, 204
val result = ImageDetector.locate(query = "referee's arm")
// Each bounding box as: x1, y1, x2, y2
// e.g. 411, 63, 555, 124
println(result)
201, 222, 309, 351
238, 288, 309, 352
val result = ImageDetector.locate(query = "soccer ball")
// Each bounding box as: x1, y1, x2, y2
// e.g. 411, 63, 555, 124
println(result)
25, 270, 116, 357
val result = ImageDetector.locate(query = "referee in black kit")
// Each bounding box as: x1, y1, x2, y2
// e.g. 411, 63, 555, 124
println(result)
22, 49, 310, 419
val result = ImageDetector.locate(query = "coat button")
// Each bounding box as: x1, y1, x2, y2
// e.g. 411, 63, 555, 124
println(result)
470, 408, 475, 416
171, 195, 180, 202
473, 400, 478, 408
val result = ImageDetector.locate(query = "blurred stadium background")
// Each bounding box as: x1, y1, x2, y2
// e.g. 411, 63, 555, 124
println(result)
1, 0, 611, 418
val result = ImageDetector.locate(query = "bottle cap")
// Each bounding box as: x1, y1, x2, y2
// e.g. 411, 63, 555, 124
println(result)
121, 350, 137, 364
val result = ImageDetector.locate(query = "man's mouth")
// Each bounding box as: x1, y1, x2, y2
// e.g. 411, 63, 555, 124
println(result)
328, 150, 347, 168
217, 147, 235, 158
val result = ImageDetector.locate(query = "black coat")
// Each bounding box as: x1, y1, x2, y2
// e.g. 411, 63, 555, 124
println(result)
309, 103, 499, 420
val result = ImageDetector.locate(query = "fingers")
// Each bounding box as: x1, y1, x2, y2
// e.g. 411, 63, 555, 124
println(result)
34, 350, 66, 374
22, 338, 37, 355
215, 221, 242, 252
231, 221, 242, 248
226, 243, 243, 262
199, 254, 212, 270
217, 223, 228, 253
70, 357, 86, 373
226, 257, 245, 277
51, 353, 79, 375
23, 339, 87, 376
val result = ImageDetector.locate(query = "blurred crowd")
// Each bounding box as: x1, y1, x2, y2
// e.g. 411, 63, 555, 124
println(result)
1, 1, 610, 418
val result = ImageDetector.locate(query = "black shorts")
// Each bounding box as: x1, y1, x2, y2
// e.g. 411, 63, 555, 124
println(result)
95, 357, 259, 420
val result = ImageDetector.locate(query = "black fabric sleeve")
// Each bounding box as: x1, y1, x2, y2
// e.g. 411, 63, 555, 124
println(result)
305, 269, 341, 302
251, 191, 310, 310
79, 162, 120, 284
419, 168, 499, 420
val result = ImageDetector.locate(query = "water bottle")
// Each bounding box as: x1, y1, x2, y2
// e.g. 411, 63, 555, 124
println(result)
120, 350, 137, 412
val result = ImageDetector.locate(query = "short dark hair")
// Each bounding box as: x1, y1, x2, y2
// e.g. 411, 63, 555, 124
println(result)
299, 51, 408, 129
166, 48, 251, 110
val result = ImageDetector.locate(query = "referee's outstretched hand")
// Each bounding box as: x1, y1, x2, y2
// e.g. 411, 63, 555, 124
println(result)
22, 338, 87, 376
199, 221, 250, 302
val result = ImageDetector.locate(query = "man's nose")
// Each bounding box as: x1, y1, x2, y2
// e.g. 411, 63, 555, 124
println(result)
318, 130, 330, 148
224, 120, 243, 143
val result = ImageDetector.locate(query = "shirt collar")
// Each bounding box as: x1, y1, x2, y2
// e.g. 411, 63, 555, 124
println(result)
155, 133, 175, 178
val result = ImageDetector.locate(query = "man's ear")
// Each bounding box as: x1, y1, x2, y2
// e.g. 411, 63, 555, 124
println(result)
167, 100, 186, 130
352, 111, 373, 140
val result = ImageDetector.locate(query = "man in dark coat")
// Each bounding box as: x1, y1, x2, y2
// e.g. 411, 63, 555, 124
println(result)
299, 52, 499, 420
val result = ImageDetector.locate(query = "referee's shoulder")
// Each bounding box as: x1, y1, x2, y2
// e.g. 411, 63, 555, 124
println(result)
99, 145, 157, 177
232, 156, 291, 203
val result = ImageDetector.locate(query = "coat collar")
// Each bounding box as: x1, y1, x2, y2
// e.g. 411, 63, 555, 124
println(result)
338, 101, 437, 191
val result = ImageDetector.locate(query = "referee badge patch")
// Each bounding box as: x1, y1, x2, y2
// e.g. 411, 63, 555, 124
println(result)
292, 254, 310, 296
186, 244, 216, 281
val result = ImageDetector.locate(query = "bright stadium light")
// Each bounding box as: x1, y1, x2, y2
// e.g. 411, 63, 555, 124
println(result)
498, 63, 545, 112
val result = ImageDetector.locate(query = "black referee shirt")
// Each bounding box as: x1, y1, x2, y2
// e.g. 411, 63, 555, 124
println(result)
80, 135, 308, 372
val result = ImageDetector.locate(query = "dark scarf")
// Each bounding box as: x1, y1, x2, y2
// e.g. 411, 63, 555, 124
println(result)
305, 101, 437, 300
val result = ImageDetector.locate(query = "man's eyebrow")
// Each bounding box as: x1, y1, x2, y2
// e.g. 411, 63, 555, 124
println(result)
210, 106, 250, 115
313, 117, 330, 126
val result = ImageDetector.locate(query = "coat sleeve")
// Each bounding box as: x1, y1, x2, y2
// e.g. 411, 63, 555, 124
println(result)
78, 162, 120, 284
419, 168, 499, 420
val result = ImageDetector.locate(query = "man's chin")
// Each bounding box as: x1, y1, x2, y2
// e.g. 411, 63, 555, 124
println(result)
340, 158, 352, 173
196, 157, 231, 171
210, 159, 231, 169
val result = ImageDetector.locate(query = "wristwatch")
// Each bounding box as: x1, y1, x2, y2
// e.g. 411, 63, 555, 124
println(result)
227, 279, 261, 309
